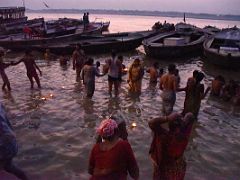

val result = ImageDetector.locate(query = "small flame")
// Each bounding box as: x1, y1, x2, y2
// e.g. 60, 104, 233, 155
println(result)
49, 94, 53, 97
131, 122, 137, 128
41, 97, 46, 100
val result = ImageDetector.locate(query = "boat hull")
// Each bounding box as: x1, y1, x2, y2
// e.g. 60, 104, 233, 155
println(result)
143, 31, 205, 59
203, 38, 240, 69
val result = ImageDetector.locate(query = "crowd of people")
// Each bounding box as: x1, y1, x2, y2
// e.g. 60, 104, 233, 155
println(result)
0, 44, 239, 180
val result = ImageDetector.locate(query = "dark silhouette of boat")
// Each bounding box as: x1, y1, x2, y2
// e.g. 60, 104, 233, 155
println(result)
28, 30, 158, 55
203, 27, 240, 69
143, 23, 205, 59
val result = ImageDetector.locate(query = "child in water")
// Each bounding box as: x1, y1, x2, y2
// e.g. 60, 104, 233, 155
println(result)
0, 48, 12, 91
13, 49, 42, 89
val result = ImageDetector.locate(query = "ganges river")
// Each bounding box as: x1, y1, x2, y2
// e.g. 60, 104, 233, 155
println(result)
0, 13, 240, 180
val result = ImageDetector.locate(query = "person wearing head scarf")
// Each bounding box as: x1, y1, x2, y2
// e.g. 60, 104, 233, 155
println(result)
0, 103, 28, 180
128, 58, 144, 94
0, 47, 12, 91
148, 112, 195, 180
88, 119, 139, 180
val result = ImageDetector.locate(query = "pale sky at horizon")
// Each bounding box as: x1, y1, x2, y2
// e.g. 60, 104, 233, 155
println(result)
0, 0, 240, 15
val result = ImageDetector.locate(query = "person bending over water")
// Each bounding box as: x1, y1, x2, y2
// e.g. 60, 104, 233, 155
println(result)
88, 119, 139, 180
0, 104, 28, 180
159, 64, 178, 115
148, 112, 195, 180
211, 75, 225, 97
0, 48, 12, 91
13, 50, 42, 89
72, 44, 86, 82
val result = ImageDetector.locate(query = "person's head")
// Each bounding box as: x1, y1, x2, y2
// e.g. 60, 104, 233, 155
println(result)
196, 72, 205, 83
84, 13, 86, 15
87, 58, 94, 65
111, 50, 117, 58
87, 12, 89, 15
175, 68, 179, 76
159, 68, 164, 74
118, 55, 123, 63
46, 48, 50, 53
97, 119, 118, 141
168, 64, 176, 74
153, 62, 159, 69
193, 70, 199, 78
76, 44, 81, 50
133, 58, 141, 66
215, 75, 225, 83
25, 49, 32, 55
96, 61, 100, 67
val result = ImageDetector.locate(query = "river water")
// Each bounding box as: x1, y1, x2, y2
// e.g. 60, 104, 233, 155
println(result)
0, 13, 240, 180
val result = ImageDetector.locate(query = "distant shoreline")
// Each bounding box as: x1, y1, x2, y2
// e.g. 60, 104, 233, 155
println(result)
26, 9, 240, 22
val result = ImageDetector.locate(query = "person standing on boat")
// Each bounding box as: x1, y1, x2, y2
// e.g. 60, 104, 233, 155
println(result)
83, 13, 87, 30
103, 51, 122, 97
159, 64, 177, 115
12, 50, 42, 89
0, 48, 12, 91
72, 44, 86, 82
0, 103, 28, 180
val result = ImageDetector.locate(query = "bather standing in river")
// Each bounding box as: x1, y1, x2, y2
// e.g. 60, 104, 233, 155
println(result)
0, 48, 12, 91
182, 72, 210, 118
128, 58, 144, 94
148, 112, 195, 180
81, 58, 102, 98
159, 64, 177, 115
72, 44, 86, 82
13, 49, 42, 89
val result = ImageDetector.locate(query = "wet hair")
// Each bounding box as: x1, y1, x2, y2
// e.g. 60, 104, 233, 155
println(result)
196, 72, 205, 83
193, 70, 199, 78
159, 68, 164, 74
76, 43, 81, 49
118, 55, 123, 61
86, 58, 94, 65
168, 64, 176, 73
215, 75, 225, 83
111, 50, 117, 58
175, 68, 179, 75
153, 62, 159, 68
96, 61, 100, 67
25, 49, 32, 55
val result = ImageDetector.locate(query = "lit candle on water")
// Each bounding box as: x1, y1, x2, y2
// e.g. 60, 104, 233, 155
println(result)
131, 122, 137, 128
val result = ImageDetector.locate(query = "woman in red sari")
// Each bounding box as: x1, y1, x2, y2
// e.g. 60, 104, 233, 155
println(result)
149, 112, 194, 180
88, 119, 139, 180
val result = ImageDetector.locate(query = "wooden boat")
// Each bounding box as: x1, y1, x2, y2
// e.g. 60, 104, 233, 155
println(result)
143, 30, 205, 59
0, 23, 103, 50
28, 30, 158, 55
203, 27, 240, 69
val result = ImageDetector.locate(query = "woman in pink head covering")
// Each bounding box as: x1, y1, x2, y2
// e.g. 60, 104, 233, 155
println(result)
88, 119, 139, 180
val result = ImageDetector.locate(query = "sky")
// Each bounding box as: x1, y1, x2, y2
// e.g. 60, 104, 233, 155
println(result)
0, 0, 240, 15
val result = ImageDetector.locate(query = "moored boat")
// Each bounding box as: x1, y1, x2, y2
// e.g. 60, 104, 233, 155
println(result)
143, 27, 205, 59
0, 22, 103, 50
203, 27, 240, 69
29, 30, 158, 55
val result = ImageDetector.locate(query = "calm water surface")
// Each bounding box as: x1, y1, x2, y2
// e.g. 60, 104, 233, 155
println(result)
1, 14, 240, 180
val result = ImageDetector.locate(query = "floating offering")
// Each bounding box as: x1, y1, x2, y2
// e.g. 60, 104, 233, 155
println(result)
41, 97, 46, 100
49, 93, 53, 98
131, 122, 137, 128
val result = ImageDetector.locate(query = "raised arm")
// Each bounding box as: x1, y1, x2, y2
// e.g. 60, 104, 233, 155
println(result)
11, 58, 23, 66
